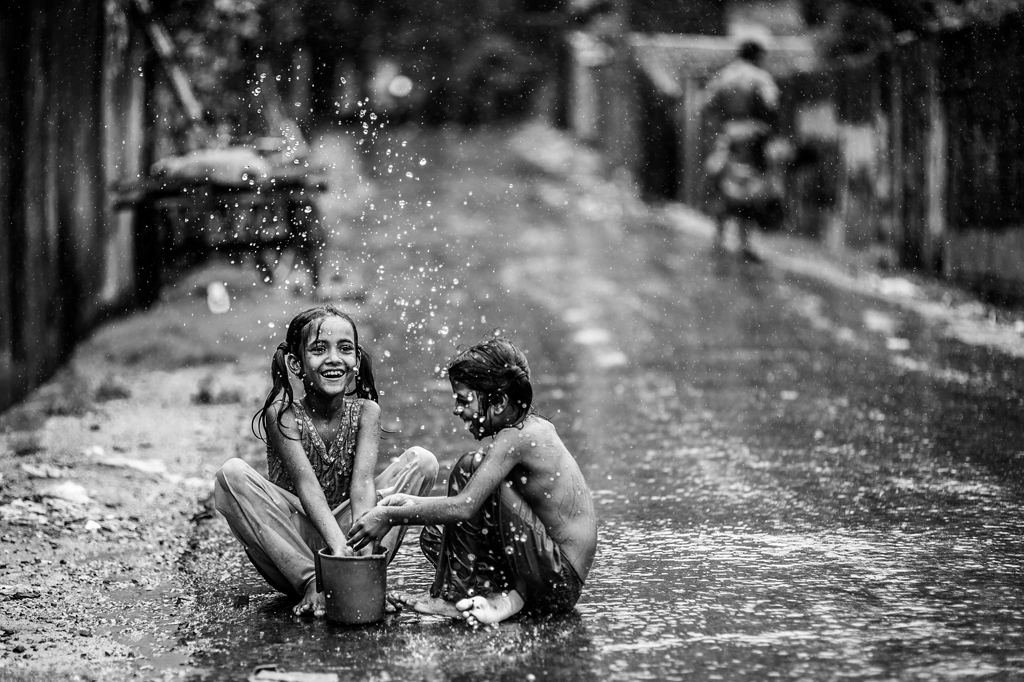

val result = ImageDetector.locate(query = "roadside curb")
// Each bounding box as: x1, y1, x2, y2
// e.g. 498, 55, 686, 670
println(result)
512, 120, 1024, 361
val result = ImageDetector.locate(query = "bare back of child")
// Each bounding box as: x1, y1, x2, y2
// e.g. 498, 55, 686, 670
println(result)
347, 337, 597, 625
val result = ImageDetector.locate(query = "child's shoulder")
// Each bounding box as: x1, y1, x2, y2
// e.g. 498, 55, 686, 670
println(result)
355, 397, 380, 418
265, 399, 303, 427
498, 414, 558, 442
260, 400, 306, 443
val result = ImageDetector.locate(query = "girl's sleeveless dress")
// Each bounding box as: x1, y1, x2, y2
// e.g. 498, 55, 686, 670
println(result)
266, 398, 363, 508
213, 396, 438, 598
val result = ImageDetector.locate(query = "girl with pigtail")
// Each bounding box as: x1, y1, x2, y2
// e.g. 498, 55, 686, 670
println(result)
214, 304, 437, 618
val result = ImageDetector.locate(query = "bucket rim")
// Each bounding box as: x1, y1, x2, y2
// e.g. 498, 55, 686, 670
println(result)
317, 548, 387, 562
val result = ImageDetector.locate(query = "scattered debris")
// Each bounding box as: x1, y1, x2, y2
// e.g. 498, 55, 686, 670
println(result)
207, 281, 232, 314
874, 276, 919, 298
96, 454, 168, 476
82, 445, 106, 458
862, 309, 900, 335
7, 432, 44, 456
19, 462, 64, 479
249, 665, 339, 682
0, 585, 42, 601
40, 481, 92, 505
886, 337, 911, 351
0, 499, 51, 526
94, 374, 133, 402
191, 374, 246, 405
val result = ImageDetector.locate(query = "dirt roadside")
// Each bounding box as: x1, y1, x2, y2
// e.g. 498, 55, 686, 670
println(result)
0, 261, 326, 681
0, 125, 374, 682
3, 121, 1024, 682
513, 121, 1024, 359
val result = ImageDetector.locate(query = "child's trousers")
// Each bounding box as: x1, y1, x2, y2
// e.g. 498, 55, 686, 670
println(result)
419, 451, 583, 614
214, 447, 438, 597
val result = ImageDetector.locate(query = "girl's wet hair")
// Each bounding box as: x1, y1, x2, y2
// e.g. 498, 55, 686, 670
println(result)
447, 337, 533, 428
252, 304, 378, 441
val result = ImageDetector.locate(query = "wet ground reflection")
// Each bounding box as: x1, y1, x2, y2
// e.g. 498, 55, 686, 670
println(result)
174, 128, 1024, 681
182, 525, 600, 681
183, 467, 1024, 681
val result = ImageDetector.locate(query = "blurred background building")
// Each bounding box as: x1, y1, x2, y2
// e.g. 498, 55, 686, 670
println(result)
3, 0, 1024, 411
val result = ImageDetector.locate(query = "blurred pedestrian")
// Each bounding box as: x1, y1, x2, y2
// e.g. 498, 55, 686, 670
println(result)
702, 37, 780, 262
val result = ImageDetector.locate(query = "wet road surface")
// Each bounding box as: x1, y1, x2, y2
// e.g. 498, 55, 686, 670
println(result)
180, 124, 1024, 681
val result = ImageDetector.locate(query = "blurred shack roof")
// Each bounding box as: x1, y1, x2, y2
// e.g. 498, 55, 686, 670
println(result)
850, 0, 1024, 33
626, 33, 820, 97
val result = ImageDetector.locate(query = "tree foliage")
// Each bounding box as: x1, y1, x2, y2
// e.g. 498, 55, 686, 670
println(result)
153, 0, 551, 129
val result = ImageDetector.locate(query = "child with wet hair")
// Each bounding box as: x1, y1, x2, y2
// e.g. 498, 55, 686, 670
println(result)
348, 337, 598, 625
213, 304, 438, 618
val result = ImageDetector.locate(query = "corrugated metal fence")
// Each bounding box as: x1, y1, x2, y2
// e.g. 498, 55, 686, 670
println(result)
0, 0, 148, 412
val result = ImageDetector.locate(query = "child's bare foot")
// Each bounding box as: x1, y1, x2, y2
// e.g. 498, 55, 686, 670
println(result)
393, 591, 461, 618
455, 590, 525, 625
293, 580, 325, 618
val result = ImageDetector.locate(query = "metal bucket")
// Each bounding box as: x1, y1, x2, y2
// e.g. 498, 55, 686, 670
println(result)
314, 549, 386, 625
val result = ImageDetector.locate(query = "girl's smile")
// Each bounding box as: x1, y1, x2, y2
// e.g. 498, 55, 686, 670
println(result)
296, 316, 358, 399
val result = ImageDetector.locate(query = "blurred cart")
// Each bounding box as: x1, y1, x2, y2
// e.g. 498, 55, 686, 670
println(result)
114, 0, 327, 303
115, 156, 327, 302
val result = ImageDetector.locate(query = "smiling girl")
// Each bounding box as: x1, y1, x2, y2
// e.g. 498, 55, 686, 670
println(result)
213, 305, 437, 617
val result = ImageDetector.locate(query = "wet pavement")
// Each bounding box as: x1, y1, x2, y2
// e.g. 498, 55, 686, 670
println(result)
180, 123, 1024, 681
4, 121, 1024, 681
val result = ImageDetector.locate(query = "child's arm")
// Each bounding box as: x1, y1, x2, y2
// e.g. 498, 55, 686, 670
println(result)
266, 403, 349, 555
347, 429, 522, 551
347, 399, 380, 555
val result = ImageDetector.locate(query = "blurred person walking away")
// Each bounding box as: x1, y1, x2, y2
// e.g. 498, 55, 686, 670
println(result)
702, 36, 780, 262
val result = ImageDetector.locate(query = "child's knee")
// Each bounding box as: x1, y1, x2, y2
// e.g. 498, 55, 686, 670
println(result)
450, 451, 486, 488
403, 446, 439, 481
214, 458, 251, 493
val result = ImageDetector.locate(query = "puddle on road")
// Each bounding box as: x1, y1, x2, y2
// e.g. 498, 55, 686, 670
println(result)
152, 127, 1024, 681
172, 466, 1024, 682
94, 581, 195, 676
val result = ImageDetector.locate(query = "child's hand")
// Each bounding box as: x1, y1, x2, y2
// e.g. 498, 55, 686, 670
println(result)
379, 493, 412, 507
330, 544, 354, 558
347, 507, 391, 552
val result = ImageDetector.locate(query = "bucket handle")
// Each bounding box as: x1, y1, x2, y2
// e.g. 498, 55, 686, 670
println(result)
314, 548, 323, 593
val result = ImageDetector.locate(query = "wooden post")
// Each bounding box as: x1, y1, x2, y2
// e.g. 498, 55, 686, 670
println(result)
922, 41, 947, 275
680, 77, 704, 206
889, 45, 906, 269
